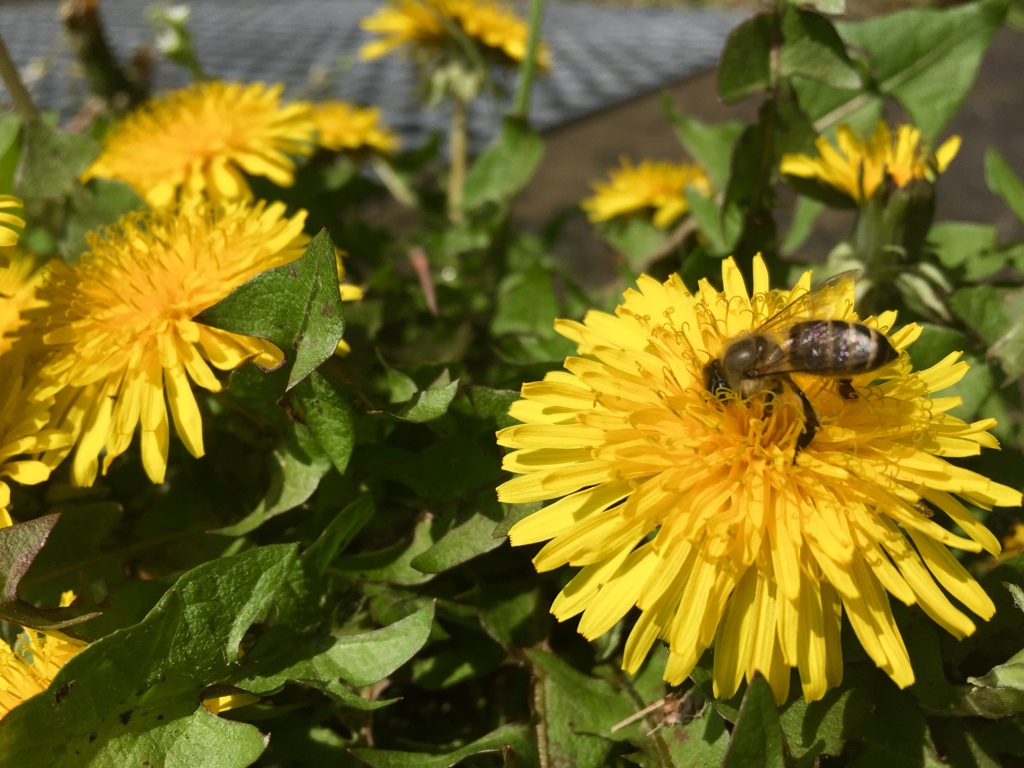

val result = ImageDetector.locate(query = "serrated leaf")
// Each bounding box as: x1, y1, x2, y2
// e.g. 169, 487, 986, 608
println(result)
835, 0, 1006, 136
528, 649, 641, 768
969, 648, 1024, 691
332, 515, 439, 586
215, 422, 332, 536
462, 117, 543, 210
718, 14, 773, 104
662, 99, 744, 191
0, 545, 299, 766
779, 8, 860, 90
950, 285, 1024, 381
393, 379, 459, 423
293, 370, 355, 475
928, 221, 998, 269
0, 515, 98, 630
196, 229, 345, 391
466, 385, 519, 428
721, 675, 785, 768
411, 497, 506, 573
352, 723, 538, 768
984, 147, 1024, 224
15, 121, 97, 200
778, 681, 874, 766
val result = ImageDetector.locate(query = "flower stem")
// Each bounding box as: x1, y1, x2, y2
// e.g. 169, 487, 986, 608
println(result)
0, 33, 41, 124
512, 0, 545, 119
448, 97, 468, 224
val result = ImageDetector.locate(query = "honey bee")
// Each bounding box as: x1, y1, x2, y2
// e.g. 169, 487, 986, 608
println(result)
703, 271, 898, 452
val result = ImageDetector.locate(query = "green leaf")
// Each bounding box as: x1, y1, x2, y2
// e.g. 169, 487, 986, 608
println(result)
528, 649, 641, 768
721, 675, 785, 768
215, 422, 332, 536
928, 221, 998, 269
196, 229, 345, 391
950, 285, 1024, 381
599, 216, 669, 273
301, 495, 376, 577
462, 117, 544, 210
779, 8, 860, 90
352, 724, 539, 768
686, 186, 741, 254
0, 515, 99, 630
491, 263, 559, 336
645, 705, 730, 767
466, 385, 519, 428
332, 515, 440, 585
0, 114, 22, 193
778, 680, 874, 767
718, 14, 773, 104
969, 648, 1024, 692
309, 602, 436, 688
781, 196, 825, 255
836, 0, 1006, 136
392, 378, 460, 423
984, 147, 1024, 224
0, 545, 300, 766
790, 0, 844, 12
292, 370, 355, 475
15, 121, 98, 200
662, 98, 744, 191
411, 497, 506, 573
63, 179, 145, 255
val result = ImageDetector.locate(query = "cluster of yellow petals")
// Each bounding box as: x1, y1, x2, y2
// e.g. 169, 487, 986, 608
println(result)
582, 158, 713, 229
81, 82, 315, 207
497, 255, 1020, 704
780, 122, 961, 203
29, 199, 308, 487
0, 527, 85, 722
360, 0, 549, 67
311, 101, 400, 154
0, 196, 25, 247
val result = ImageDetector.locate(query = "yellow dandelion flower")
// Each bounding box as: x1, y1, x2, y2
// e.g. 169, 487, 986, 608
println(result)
0, 251, 46, 359
497, 254, 1021, 704
0, 358, 73, 509
0, 196, 25, 247
780, 122, 960, 203
582, 158, 713, 229
360, 0, 549, 68
33, 198, 308, 487
0, 586, 86, 720
81, 81, 316, 207
311, 101, 400, 154
335, 249, 364, 357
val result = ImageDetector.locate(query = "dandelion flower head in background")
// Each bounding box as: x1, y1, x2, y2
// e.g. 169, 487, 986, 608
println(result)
81, 82, 315, 207
780, 122, 960, 203
360, 0, 549, 68
0, 580, 85, 720
0, 196, 25, 247
32, 198, 308, 487
311, 101, 400, 154
581, 158, 712, 229
497, 255, 1021, 704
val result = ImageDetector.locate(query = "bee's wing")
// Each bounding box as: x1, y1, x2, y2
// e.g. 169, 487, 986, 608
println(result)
755, 270, 859, 336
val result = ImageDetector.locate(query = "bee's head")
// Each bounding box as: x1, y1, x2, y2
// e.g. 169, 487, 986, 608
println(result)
717, 334, 769, 386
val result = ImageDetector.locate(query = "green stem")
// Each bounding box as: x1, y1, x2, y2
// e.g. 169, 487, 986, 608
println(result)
0, 32, 41, 124
448, 97, 468, 224
512, 0, 545, 119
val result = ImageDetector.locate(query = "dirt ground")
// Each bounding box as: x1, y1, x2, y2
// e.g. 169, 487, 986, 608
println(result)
515, 25, 1024, 286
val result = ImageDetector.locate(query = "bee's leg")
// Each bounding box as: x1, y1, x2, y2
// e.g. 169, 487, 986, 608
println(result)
838, 378, 857, 400
781, 374, 820, 454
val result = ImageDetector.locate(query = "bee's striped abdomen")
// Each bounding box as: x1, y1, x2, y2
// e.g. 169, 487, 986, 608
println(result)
785, 321, 897, 374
